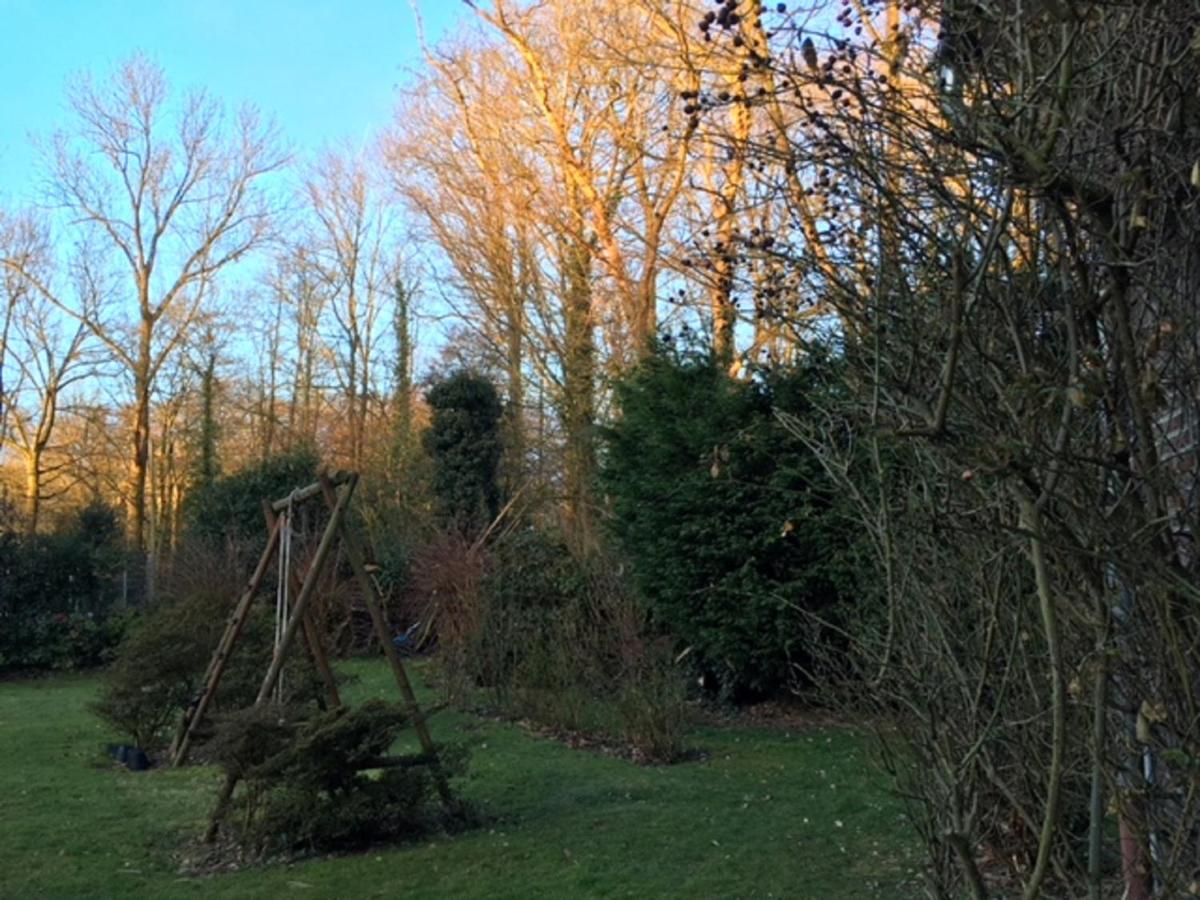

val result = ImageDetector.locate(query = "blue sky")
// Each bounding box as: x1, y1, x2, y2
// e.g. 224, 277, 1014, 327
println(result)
0, 0, 467, 207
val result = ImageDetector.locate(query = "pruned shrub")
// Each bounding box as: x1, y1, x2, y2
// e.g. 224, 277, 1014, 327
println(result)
616, 642, 689, 764
410, 527, 595, 712
410, 523, 692, 761
508, 568, 691, 762
407, 530, 488, 704
511, 616, 597, 734
479, 527, 590, 709
603, 579, 689, 764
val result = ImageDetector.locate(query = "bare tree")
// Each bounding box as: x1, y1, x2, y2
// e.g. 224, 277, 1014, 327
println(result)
693, 1, 1200, 896
392, 42, 538, 491
394, 1, 714, 545
0, 213, 114, 531
303, 147, 397, 470
0, 213, 34, 451
2, 255, 108, 532
3, 55, 284, 552
258, 244, 332, 453
467, 0, 703, 358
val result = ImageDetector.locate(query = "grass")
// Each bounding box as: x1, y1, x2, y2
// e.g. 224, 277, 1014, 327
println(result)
0, 659, 922, 899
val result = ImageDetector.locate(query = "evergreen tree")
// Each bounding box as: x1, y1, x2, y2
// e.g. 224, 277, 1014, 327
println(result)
423, 371, 503, 535
601, 341, 857, 698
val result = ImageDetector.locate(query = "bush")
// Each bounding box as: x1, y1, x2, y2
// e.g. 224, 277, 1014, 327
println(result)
507, 560, 691, 761
92, 542, 326, 753
411, 524, 691, 761
92, 601, 219, 751
511, 620, 597, 733
411, 527, 594, 710
207, 700, 467, 856
479, 528, 588, 703
615, 641, 689, 764
22, 609, 134, 672
183, 446, 321, 545
601, 342, 860, 699
0, 502, 127, 672
407, 530, 489, 704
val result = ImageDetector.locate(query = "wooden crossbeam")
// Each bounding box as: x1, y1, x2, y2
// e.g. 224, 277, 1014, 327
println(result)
268, 470, 354, 511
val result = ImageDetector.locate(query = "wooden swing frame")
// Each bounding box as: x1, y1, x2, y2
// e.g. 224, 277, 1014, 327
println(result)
164, 471, 453, 840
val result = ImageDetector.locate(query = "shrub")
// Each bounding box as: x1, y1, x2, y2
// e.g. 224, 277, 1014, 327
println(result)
478, 528, 586, 703
410, 527, 593, 710
0, 502, 127, 672
507, 561, 691, 761
407, 530, 489, 704
600, 342, 859, 699
410, 523, 692, 760
207, 700, 467, 856
511, 618, 597, 733
422, 371, 502, 534
615, 641, 689, 764
92, 542, 325, 752
92, 601, 220, 751
183, 446, 321, 545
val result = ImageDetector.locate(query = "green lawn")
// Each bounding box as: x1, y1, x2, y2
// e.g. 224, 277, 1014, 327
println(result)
0, 660, 921, 899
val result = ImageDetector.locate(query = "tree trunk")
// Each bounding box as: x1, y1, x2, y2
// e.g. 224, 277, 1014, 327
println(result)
707, 88, 750, 367
392, 278, 414, 465
561, 237, 595, 551
128, 314, 153, 555
24, 446, 40, 534
503, 292, 526, 495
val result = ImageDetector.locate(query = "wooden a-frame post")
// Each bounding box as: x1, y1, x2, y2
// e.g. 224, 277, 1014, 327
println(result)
168, 514, 283, 765
316, 474, 456, 808
169, 472, 355, 767
188, 471, 454, 843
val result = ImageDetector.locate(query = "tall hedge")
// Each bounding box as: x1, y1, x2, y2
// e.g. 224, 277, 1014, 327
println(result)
423, 371, 503, 535
601, 343, 858, 698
